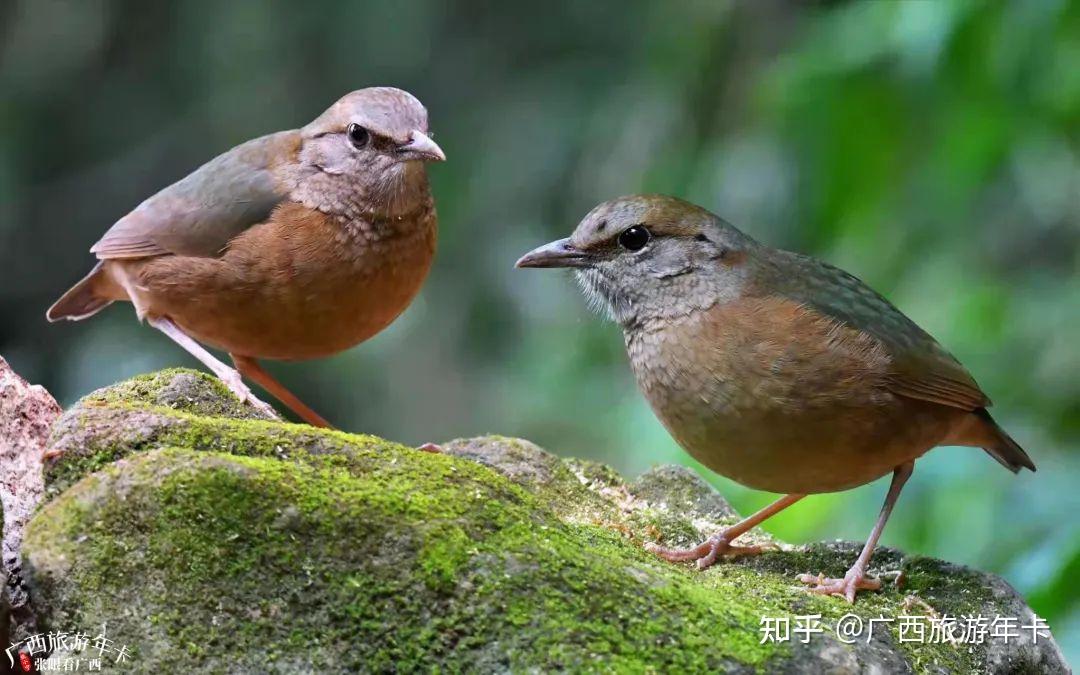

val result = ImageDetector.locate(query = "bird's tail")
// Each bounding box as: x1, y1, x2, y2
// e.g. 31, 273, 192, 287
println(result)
46, 262, 114, 322
972, 408, 1036, 474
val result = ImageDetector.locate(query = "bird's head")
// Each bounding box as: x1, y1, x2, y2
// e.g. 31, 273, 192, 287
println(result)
297, 87, 444, 212
516, 195, 761, 327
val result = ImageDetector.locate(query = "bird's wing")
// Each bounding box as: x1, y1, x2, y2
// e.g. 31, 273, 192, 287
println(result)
769, 252, 991, 411
91, 130, 301, 259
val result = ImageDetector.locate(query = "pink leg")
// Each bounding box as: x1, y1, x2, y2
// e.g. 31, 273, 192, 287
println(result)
148, 316, 278, 420
799, 461, 914, 602
231, 354, 333, 429
646, 493, 805, 569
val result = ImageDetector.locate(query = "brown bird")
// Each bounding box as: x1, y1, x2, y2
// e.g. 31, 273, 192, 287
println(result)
47, 87, 445, 428
516, 194, 1034, 602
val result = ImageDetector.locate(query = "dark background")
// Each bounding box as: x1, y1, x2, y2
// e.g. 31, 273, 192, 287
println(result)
1, 0, 1077, 659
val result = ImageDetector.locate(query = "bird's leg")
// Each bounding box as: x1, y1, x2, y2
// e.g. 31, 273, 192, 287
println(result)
646, 493, 805, 570
799, 460, 914, 603
148, 316, 279, 420
230, 354, 334, 429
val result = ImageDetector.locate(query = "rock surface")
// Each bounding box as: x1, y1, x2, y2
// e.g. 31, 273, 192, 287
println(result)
1, 497, 6, 669
1, 356, 61, 648
13, 369, 1070, 672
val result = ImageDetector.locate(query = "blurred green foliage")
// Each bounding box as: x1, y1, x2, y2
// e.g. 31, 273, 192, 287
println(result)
1, 0, 1077, 663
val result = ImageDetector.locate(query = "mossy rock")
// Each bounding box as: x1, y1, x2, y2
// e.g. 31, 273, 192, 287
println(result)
22, 370, 1069, 673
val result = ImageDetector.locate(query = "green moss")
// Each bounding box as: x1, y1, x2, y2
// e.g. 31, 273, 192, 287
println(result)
25, 370, 1052, 673
564, 457, 624, 490
81, 368, 264, 419
30, 448, 798, 671
418, 526, 475, 592
46, 402, 405, 498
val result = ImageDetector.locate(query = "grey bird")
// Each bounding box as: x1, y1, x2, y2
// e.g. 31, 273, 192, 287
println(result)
517, 194, 1033, 602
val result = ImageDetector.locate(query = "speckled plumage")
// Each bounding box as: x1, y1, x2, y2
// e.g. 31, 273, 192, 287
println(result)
626, 297, 952, 493
48, 87, 444, 426
521, 194, 1031, 490
517, 194, 1033, 600
123, 199, 436, 360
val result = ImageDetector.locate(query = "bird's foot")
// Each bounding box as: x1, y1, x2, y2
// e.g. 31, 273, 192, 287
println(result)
798, 568, 882, 603
417, 442, 443, 453
218, 370, 278, 420
645, 532, 764, 570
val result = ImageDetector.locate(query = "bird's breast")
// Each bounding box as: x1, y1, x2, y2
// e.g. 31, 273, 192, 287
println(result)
266, 203, 438, 358
625, 297, 947, 493
137, 200, 437, 361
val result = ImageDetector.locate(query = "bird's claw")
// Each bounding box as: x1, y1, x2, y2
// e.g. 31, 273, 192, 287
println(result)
247, 396, 279, 420
646, 533, 763, 570
798, 569, 882, 603
218, 371, 278, 420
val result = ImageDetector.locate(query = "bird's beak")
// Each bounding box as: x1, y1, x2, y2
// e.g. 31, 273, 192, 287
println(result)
515, 238, 589, 268
399, 130, 446, 162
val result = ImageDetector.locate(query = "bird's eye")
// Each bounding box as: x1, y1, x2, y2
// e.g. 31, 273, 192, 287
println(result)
346, 123, 370, 148
618, 225, 651, 252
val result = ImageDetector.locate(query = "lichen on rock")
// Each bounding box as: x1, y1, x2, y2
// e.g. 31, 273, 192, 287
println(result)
18, 369, 1070, 673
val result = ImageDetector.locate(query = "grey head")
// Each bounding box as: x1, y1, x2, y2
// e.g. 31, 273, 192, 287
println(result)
516, 195, 762, 328
293, 87, 445, 215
